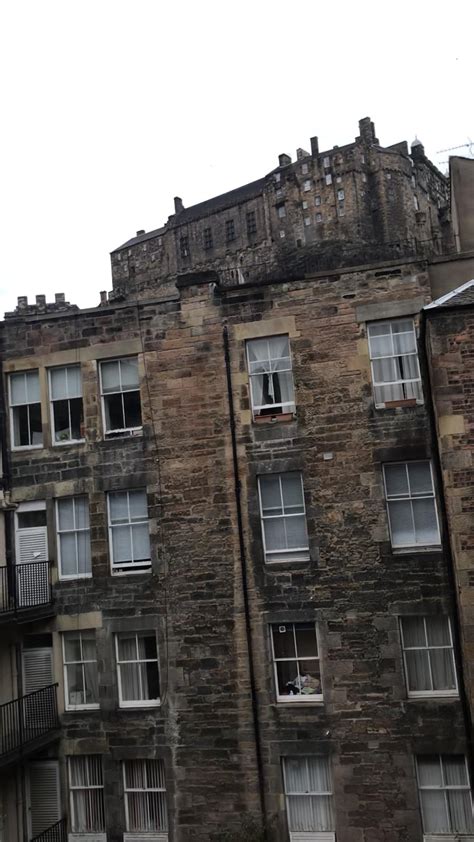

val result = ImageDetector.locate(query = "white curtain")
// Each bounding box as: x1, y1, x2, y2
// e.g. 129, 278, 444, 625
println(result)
369, 321, 422, 403
50, 365, 81, 400
285, 758, 334, 832
118, 636, 142, 701
248, 337, 294, 411
69, 756, 104, 832
124, 760, 168, 832
418, 756, 474, 833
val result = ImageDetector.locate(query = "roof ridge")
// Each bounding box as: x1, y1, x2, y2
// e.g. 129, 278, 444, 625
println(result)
424, 278, 474, 309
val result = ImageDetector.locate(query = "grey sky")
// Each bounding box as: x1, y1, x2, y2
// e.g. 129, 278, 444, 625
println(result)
0, 0, 471, 315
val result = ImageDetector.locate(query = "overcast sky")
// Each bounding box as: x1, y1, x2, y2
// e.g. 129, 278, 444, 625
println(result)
0, 0, 471, 315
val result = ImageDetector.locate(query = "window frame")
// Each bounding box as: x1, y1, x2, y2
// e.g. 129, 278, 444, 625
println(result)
48, 364, 84, 446
203, 227, 213, 250
225, 219, 235, 242
68, 755, 105, 834
246, 211, 257, 236
115, 632, 160, 708
99, 356, 142, 438
416, 755, 474, 835
179, 235, 189, 258
282, 755, 335, 835
258, 472, 310, 564
122, 759, 168, 834
246, 334, 296, 418
271, 622, 323, 703
107, 488, 151, 574
367, 318, 423, 408
9, 370, 43, 451
62, 631, 99, 711
400, 616, 458, 698
383, 461, 441, 549
56, 495, 92, 580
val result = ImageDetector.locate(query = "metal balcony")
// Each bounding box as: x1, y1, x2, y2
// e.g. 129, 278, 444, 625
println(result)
0, 684, 60, 767
31, 818, 67, 842
0, 562, 54, 624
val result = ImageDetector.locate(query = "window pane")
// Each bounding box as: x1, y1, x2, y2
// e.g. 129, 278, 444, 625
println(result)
129, 490, 147, 521
50, 367, 68, 400
272, 625, 296, 659
295, 624, 318, 658
58, 498, 75, 531
104, 393, 125, 430
287, 796, 314, 832
418, 757, 442, 786
30, 404, 43, 445
448, 791, 474, 833
66, 664, 84, 705
10, 373, 27, 405
297, 661, 321, 695
131, 523, 151, 560
372, 357, 397, 384
384, 464, 409, 497
368, 322, 392, 338
426, 617, 450, 647
13, 405, 29, 446
281, 474, 304, 512
263, 518, 286, 552
64, 634, 82, 662
276, 661, 299, 696
53, 400, 71, 441
444, 756, 469, 786
75, 498, 90, 530
430, 649, 456, 691
60, 533, 78, 575
388, 500, 415, 545
393, 330, 417, 356
420, 790, 450, 833
138, 635, 157, 660
84, 661, 99, 704
77, 531, 91, 575
112, 526, 132, 563
123, 391, 142, 428
101, 361, 121, 393
109, 492, 129, 523
117, 635, 137, 661
120, 358, 139, 390
26, 371, 40, 403
142, 661, 160, 700
67, 366, 82, 397
405, 650, 432, 692
402, 617, 427, 648
260, 476, 283, 513
285, 758, 307, 792
285, 515, 308, 549
408, 462, 434, 496
307, 757, 330, 792
81, 633, 96, 661
69, 397, 84, 440
412, 498, 439, 544
18, 509, 46, 529
120, 663, 142, 701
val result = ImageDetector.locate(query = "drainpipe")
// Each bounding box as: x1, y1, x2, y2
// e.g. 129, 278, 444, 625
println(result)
419, 309, 474, 768
222, 325, 267, 837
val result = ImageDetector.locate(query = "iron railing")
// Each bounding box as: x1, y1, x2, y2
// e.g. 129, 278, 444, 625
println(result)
0, 562, 52, 615
31, 818, 67, 842
0, 684, 59, 760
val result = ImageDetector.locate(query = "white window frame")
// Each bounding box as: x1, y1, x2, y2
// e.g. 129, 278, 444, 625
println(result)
258, 473, 310, 564
48, 364, 84, 446
107, 489, 151, 574
325, 173, 332, 185
278, 204, 286, 218
99, 357, 142, 437
323, 156, 330, 168
337, 189, 345, 200
271, 623, 322, 703
246, 335, 296, 418
400, 616, 458, 698
62, 631, 99, 711
56, 496, 91, 580
303, 180, 311, 192
416, 755, 474, 836
383, 461, 441, 549
115, 632, 160, 708
68, 755, 105, 834
9, 370, 43, 451
123, 759, 168, 835
316, 213, 322, 223
367, 318, 423, 407
315, 196, 321, 206
283, 756, 335, 838
301, 163, 309, 174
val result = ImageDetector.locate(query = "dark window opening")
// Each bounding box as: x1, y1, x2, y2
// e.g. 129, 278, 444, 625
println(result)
225, 219, 235, 242
13, 404, 42, 447
179, 236, 189, 258
203, 228, 213, 250
246, 211, 257, 236
53, 397, 84, 442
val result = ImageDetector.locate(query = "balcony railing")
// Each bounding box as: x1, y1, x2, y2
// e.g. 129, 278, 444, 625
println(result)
0, 562, 52, 617
0, 684, 59, 763
31, 818, 67, 842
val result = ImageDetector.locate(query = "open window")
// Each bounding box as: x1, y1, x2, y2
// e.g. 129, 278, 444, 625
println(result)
247, 336, 295, 419
49, 365, 84, 444
9, 370, 42, 448
368, 318, 423, 407
100, 357, 142, 438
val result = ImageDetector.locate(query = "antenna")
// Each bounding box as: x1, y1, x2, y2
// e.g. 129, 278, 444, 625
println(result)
436, 139, 474, 157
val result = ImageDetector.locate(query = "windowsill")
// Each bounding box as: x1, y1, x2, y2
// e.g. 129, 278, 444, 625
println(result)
391, 545, 442, 555
104, 428, 143, 439
265, 555, 311, 565
11, 444, 43, 452
407, 692, 459, 701
254, 412, 296, 425
53, 438, 86, 447
59, 574, 93, 582
65, 705, 100, 712
376, 399, 423, 409
119, 701, 161, 709
276, 698, 324, 706
111, 566, 151, 576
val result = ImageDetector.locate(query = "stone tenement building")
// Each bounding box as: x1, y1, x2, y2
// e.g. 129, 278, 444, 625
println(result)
0, 124, 473, 842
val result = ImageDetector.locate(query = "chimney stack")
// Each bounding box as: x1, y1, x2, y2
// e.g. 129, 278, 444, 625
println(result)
278, 153, 292, 167
36, 295, 46, 308
136, 229, 145, 236
100, 290, 108, 305
174, 197, 184, 214
55, 292, 65, 305
17, 296, 28, 309
310, 136, 319, 157
358, 117, 378, 146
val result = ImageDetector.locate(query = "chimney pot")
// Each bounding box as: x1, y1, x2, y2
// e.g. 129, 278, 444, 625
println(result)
310, 136, 319, 157
55, 292, 65, 304
17, 296, 28, 308
36, 295, 46, 307
100, 290, 108, 305
136, 230, 145, 236
174, 197, 184, 214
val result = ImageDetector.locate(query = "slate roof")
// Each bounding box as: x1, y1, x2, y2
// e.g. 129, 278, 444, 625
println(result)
112, 176, 266, 253
425, 279, 474, 311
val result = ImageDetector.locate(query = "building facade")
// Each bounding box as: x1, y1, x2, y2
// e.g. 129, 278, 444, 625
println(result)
0, 121, 472, 842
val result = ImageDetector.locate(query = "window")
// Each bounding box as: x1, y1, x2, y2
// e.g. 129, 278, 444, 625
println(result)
115, 632, 160, 707
323, 156, 330, 168
271, 623, 322, 701
315, 196, 321, 206
283, 756, 335, 835
383, 461, 441, 548
68, 756, 105, 833
225, 219, 235, 242
276, 188, 283, 199
56, 496, 91, 579
338, 203, 345, 216
123, 759, 168, 834
301, 163, 309, 174
280, 231, 286, 239
107, 489, 151, 573
246, 335, 295, 418
337, 189, 345, 201
400, 616, 457, 697
367, 318, 423, 406
100, 357, 142, 436
203, 227, 213, 250
246, 211, 257, 235
416, 755, 474, 835
179, 235, 189, 257
258, 473, 309, 563
9, 370, 42, 448
414, 195, 420, 211
49, 365, 84, 444
325, 173, 332, 185
304, 217, 311, 227
303, 179, 311, 192
316, 213, 322, 223
63, 631, 99, 709
274, 172, 281, 183
302, 201, 308, 210
277, 204, 286, 219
